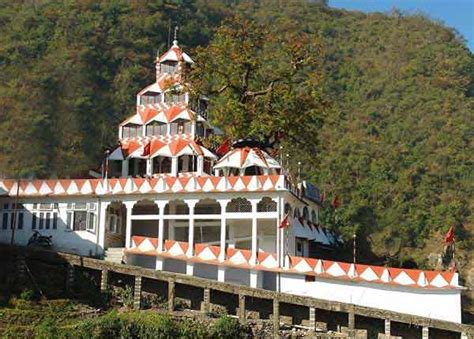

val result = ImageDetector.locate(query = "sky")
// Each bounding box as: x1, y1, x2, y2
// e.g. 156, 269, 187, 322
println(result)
329, 0, 474, 51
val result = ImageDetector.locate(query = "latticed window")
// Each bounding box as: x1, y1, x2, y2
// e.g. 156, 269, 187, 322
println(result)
122, 124, 141, 138
257, 197, 277, 212
160, 61, 178, 74
140, 92, 161, 105
226, 198, 252, 213
146, 122, 167, 136
164, 93, 186, 104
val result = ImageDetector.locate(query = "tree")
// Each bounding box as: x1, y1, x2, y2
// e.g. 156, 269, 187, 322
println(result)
187, 11, 328, 153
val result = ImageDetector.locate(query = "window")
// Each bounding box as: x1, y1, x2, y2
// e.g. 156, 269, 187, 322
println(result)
170, 121, 191, 135
18, 213, 23, 230
140, 92, 161, 105
39, 213, 44, 229
67, 203, 96, 232
2, 213, 8, 230
160, 61, 178, 74
87, 212, 96, 232
164, 92, 186, 105
32, 213, 37, 230
146, 121, 167, 136
73, 211, 87, 231
122, 124, 142, 138
45, 212, 51, 229
52, 213, 57, 230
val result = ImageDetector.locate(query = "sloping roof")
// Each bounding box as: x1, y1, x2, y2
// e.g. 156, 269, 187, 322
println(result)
158, 40, 194, 64
214, 147, 281, 170
116, 134, 216, 159
120, 104, 206, 127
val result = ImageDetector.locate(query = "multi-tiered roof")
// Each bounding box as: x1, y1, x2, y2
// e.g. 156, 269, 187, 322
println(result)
108, 40, 281, 178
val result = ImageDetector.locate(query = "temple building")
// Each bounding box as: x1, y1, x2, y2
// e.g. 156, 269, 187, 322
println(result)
0, 39, 463, 323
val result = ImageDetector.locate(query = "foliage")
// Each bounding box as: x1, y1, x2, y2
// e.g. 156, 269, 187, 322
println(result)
211, 315, 247, 338
19, 288, 35, 301
116, 285, 134, 309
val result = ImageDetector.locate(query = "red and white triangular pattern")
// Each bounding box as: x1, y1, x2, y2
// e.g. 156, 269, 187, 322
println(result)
0, 175, 285, 197
126, 236, 461, 290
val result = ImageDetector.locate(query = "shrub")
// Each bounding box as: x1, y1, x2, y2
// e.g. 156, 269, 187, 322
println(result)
35, 317, 59, 339
211, 316, 244, 338
19, 289, 35, 301
116, 285, 134, 309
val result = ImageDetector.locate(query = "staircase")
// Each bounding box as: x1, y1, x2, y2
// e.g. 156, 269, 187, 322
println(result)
104, 247, 125, 264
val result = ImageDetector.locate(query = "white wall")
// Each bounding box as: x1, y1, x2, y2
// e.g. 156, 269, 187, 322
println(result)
0, 201, 102, 257
280, 273, 462, 323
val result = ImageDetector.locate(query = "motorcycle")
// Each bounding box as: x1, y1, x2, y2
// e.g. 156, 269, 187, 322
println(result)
27, 230, 53, 248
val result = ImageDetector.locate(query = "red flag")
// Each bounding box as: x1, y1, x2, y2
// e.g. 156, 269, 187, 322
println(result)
216, 139, 230, 157
331, 196, 340, 209
141, 142, 151, 157
444, 225, 455, 244
279, 214, 289, 229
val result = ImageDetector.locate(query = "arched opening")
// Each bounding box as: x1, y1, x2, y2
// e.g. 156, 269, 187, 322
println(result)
195, 199, 221, 215
257, 197, 277, 212
165, 200, 189, 242
284, 203, 292, 215
226, 198, 252, 213
131, 200, 160, 239
132, 200, 159, 215
152, 156, 172, 175
311, 210, 317, 224
178, 155, 198, 173
105, 201, 126, 249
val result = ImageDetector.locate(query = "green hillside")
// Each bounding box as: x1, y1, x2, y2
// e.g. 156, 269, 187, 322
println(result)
0, 0, 472, 285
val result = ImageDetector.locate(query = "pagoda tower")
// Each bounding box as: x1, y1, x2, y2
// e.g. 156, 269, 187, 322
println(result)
108, 39, 217, 178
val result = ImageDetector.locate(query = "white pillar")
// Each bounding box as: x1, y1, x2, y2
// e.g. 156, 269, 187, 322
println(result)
146, 158, 153, 176
250, 270, 261, 288
250, 200, 259, 265
171, 157, 178, 176
121, 159, 129, 177
97, 201, 110, 252
124, 202, 134, 249
191, 120, 196, 137
156, 201, 167, 253
197, 156, 204, 175
218, 200, 230, 262
217, 266, 226, 282
185, 200, 199, 257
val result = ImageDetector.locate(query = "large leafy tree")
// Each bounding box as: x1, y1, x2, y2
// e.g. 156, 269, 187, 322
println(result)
187, 11, 328, 153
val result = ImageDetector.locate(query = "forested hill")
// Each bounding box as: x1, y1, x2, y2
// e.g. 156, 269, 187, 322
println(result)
0, 2, 472, 276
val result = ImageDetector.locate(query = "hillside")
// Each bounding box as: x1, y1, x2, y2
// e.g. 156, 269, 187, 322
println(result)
0, 0, 472, 300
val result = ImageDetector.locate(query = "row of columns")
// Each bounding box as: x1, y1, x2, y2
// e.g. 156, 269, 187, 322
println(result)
120, 198, 279, 279
121, 154, 205, 177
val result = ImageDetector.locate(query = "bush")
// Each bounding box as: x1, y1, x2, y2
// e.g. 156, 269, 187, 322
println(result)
19, 289, 35, 301
35, 317, 59, 339
116, 285, 134, 309
211, 316, 244, 338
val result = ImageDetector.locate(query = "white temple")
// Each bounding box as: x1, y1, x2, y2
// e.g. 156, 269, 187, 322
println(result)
0, 39, 463, 323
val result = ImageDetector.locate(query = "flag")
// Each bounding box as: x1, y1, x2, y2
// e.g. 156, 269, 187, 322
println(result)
279, 214, 289, 229
444, 225, 455, 244
215, 138, 230, 157
331, 196, 340, 209
141, 142, 151, 157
